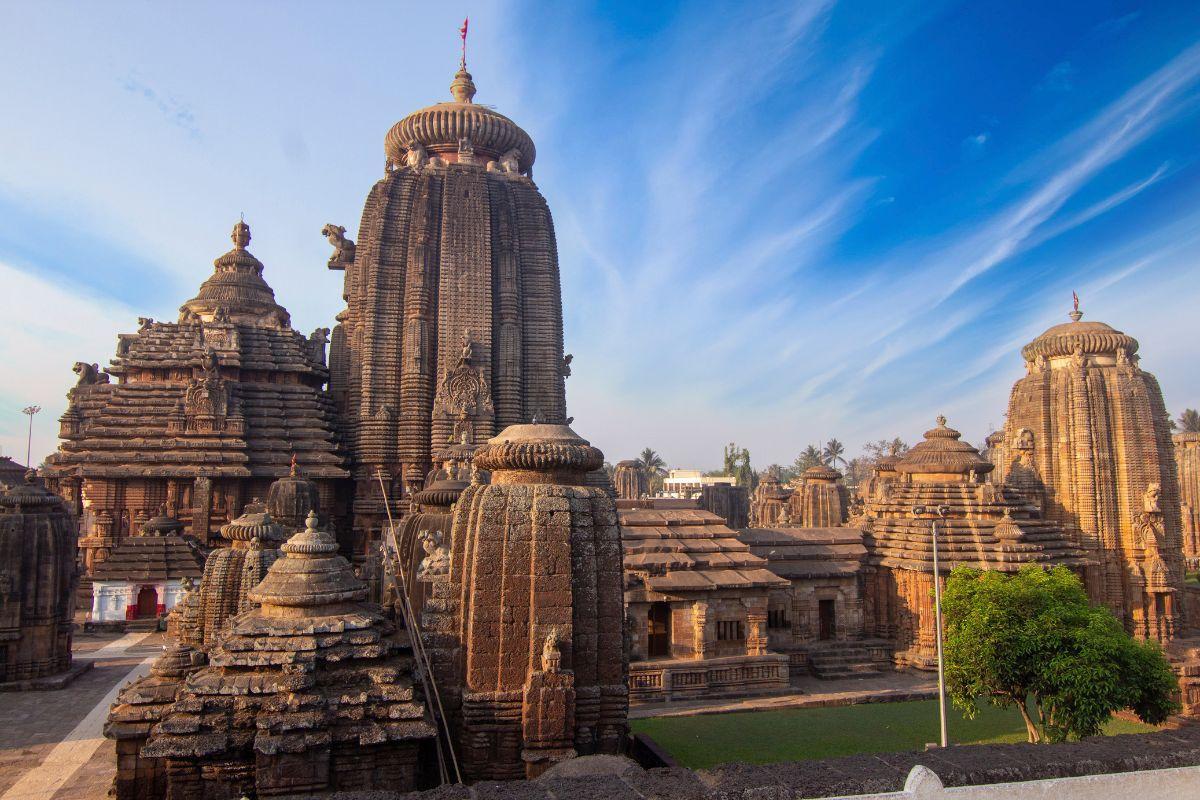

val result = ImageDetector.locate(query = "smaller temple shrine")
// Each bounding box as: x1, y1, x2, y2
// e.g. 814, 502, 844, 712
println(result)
420, 423, 628, 780
0, 471, 77, 685
612, 460, 649, 500
859, 417, 1087, 668
749, 473, 792, 527
89, 509, 203, 625
621, 498, 789, 700
124, 511, 436, 796
786, 464, 850, 528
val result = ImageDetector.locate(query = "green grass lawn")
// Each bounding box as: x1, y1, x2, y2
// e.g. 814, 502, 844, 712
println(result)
631, 699, 1157, 769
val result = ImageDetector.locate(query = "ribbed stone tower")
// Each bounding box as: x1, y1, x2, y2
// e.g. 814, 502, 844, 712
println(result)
788, 464, 849, 528
1174, 432, 1200, 567
612, 460, 648, 500
0, 472, 77, 683
991, 303, 1185, 641
422, 423, 627, 780
328, 65, 569, 551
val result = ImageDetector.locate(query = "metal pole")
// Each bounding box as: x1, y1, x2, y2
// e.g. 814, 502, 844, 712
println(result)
931, 508, 948, 748
21, 405, 41, 468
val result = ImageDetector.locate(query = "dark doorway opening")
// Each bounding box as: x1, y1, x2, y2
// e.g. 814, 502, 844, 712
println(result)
818, 598, 836, 641
136, 585, 158, 618
648, 602, 671, 659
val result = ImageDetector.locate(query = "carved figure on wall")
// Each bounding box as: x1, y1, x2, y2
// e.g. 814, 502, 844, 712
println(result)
1144, 482, 1162, 515
137, 317, 154, 331
321, 224, 356, 265
1071, 344, 1087, 369
560, 353, 573, 379
487, 148, 522, 174
433, 332, 494, 432
403, 143, 429, 170
416, 529, 449, 580
308, 327, 330, 366
541, 628, 563, 673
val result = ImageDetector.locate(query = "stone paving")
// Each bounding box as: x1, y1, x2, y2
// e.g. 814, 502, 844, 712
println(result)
0, 631, 162, 800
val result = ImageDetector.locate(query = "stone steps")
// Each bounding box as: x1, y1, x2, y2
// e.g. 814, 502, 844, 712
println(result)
807, 641, 885, 679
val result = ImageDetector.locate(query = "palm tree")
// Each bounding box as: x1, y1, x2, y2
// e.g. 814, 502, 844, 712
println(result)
1180, 409, 1200, 433
823, 438, 846, 469
638, 448, 666, 494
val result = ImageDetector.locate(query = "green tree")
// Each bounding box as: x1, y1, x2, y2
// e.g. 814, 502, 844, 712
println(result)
822, 438, 847, 470
637, 448, 667, 495
942, 566, 1178, 744
1179, 409, 1200, 433
723, 442, 756, 489
793, 445, 824, 473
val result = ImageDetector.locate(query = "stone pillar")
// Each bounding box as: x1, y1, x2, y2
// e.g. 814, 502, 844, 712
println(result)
692, 601, 708, 660
192, 477, 212, 545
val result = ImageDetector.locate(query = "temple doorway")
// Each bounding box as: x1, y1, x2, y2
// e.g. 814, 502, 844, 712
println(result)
136, 585, 158, 618
818, 598, 836, 641
647, 602, 671, 659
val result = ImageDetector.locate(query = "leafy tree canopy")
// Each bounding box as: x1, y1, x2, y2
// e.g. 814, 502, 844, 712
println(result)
1178, 408, 1200, 433
942, 566, 1178, 743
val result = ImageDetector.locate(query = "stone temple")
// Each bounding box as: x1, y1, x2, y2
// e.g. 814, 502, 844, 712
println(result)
328, 65, 570, 554
44, 221, 348, 598
990, 303, 1186, 641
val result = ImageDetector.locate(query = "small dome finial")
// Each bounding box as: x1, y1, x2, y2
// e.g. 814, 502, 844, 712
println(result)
936, 414, 947, 427
1069, 290, 1083, 322
231, 219, 251, 249
289, 453, 298, 477
451, 67, 477, 103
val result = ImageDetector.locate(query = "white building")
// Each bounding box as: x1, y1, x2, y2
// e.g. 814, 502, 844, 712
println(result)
661, 469, 738, 498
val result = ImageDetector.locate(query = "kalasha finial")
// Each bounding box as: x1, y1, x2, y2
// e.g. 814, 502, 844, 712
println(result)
289, 453, 298, 477
231, 218, 251, 249
936, 414, 947, 427
451, 18, 476, 104
1069, 291, 1082, 322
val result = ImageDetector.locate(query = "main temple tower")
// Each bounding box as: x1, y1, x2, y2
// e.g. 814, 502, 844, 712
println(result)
991, 302, 1185, 641
329, 65, 569, 548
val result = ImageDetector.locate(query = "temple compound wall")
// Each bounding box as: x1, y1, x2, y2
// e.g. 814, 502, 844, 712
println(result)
990, 306, 1186, 642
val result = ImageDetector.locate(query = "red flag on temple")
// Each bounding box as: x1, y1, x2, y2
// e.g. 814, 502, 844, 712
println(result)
460, 17, 469, 42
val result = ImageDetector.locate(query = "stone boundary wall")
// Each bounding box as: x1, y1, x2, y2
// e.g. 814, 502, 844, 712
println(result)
293, 723, 1200, 800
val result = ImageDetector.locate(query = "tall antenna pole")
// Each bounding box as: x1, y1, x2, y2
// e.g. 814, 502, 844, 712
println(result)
21, 405, 41, 468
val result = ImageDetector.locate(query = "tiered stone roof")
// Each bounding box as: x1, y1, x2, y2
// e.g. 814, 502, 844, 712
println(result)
46, 223, 346, 482
621, 500, 787, 594
140, 512, 435, 787
91, 531, 204, 584
739, 527, 866, 580
863, 419, 1085, 574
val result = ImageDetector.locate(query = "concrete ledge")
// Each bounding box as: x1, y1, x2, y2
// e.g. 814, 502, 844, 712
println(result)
0, 659, 94, 692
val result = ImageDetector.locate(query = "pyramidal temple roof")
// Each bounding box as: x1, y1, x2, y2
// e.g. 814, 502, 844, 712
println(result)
179, 220, 290, 327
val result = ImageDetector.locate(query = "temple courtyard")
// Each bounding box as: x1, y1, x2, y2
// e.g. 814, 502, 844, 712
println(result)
0, 632, 163, 800
0, 631, 1166, 799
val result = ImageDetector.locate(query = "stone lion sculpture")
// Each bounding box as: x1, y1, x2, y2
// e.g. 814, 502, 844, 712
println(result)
321, 224, 356, 265
73, 362, 109, 385
487, 148, 522, 175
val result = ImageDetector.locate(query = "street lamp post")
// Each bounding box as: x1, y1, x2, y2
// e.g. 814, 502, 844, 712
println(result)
915, 503, 950, 748
21, 405, 41, 469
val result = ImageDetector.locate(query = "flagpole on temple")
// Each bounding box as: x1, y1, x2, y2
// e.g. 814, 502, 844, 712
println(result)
459, 17, 469, 69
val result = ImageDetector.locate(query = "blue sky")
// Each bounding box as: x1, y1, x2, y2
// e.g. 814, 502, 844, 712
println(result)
1, 1, 1198, 471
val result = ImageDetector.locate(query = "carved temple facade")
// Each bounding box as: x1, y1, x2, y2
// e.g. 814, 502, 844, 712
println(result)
44, 222, 349, 591
990, 307, 1187, 642
327, 66, 570, 556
